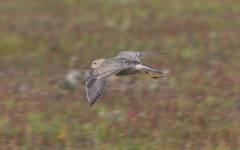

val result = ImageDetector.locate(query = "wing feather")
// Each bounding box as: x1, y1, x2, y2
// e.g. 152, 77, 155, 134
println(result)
86, 61, 134, 106
115, 51, 168, 60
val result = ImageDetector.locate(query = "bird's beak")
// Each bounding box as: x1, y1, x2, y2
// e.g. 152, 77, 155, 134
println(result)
85, 66, 91, 69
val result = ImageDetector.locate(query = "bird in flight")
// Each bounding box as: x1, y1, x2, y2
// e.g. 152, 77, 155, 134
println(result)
85, 51, 168, 106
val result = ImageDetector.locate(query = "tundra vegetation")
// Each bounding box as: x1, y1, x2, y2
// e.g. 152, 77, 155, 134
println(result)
0, 0, 240, 149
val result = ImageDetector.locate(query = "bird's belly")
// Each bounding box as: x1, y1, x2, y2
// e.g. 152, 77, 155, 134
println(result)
116, 68, 139, 76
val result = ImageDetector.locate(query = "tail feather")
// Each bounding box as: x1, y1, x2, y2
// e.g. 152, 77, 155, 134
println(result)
144, 67, 163, 74
137, 65, 163, 74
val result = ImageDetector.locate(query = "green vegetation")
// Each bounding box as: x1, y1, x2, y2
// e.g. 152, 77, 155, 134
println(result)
0, 0, 240, 149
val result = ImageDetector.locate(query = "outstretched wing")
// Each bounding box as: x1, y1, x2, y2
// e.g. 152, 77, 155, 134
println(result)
115, 51, 168, 61
86, 61, 134, 106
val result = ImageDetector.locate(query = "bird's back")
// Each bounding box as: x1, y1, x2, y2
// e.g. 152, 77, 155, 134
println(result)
108, 57, 147, 66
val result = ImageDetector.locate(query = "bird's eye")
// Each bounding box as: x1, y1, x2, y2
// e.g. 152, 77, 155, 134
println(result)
94, 62, 97, 64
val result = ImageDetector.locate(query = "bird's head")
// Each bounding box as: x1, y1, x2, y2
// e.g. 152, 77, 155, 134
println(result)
85, 59, 106, 69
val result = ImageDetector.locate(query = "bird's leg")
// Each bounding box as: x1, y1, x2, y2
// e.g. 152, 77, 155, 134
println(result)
138, 71, 163, 81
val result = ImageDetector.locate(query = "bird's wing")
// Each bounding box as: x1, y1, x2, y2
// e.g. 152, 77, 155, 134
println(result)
115, 51, 168, 61
86, 61, 134, 106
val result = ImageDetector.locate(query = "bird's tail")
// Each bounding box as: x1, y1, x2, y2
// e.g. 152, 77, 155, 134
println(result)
137, 64, 163, 74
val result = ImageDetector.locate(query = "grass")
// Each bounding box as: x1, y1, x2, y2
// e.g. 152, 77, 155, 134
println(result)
0, 0, 240, 149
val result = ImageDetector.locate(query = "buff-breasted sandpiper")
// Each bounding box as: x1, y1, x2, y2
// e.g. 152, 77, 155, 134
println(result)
85, 51, 168, 106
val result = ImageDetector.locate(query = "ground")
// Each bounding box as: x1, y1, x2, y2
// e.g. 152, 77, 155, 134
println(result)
0, 0, 240, 149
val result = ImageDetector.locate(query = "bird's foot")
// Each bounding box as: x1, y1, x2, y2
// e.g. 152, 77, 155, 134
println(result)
151, 75, 164, 82
138, 71, 164, 82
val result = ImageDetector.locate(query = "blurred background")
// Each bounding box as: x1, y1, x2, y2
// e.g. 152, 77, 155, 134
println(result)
1, 0, 240, 149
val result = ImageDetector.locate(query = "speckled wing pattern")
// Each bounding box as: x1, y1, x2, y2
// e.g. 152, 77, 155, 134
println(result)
115, 51, 168, 61
86, 60, 134, 106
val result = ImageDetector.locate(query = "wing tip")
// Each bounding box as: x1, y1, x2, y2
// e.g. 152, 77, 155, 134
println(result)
88, 94, 101, 106
88, 98, 96, 106
162, 52, 169, 54
89, 99, 96, 106
153, 52, 169, 55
